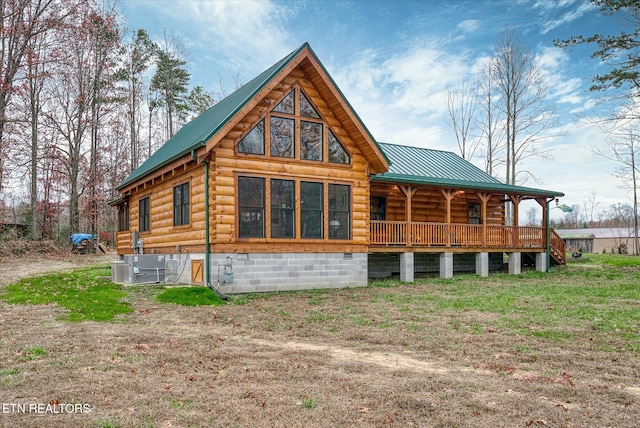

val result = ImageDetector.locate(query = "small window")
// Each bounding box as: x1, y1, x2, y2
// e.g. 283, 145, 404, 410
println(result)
270, 117, 295, 158
329, 184, 350, 240
301, 181, 323, 239
139, 197, 150, 232
238, 177, 265, 238
370, 196, 386, 221
300, 121, 323, 161
469, 202, 481, 224
300, 91, 320, 118
273, 90, 294, 114
271, 179, 295, 238
328, 130, 350, 164
173, 182, 190, 226
118, 203, 129, 231
238, 119, 265, 154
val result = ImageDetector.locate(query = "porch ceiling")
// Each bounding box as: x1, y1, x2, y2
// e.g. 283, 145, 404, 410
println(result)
371, 173, 563, 198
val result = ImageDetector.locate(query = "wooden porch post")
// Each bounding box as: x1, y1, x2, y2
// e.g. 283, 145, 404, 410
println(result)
509, 195, 523, 247
441, 190, 455, 247
399, 185, 417, 246
479, 193, 491, 247
536, 197, 547, 247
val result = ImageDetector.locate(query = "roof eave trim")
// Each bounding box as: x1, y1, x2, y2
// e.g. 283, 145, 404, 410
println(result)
115, 140, 206, 191
371, 174, 564, 198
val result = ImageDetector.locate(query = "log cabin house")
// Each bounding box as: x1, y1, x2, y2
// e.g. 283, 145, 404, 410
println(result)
110, 43, 565, 293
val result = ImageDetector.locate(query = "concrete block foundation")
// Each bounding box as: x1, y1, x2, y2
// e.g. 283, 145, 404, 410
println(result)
476, 252, 489, 277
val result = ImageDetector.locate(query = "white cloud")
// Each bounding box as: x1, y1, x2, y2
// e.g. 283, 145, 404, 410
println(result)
569, 99, 597, 115
457, 19, 480, 33
330, 41, 475, 151
135, 0, 294, 73
532, 0, 579, 11
536, 46, 586, 105
538, 1, 595, 34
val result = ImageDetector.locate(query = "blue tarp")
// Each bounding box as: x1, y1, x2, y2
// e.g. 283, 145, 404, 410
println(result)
70, 234, 94, 245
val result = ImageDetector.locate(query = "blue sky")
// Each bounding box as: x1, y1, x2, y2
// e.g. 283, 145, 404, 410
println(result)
119, 0, 627, 221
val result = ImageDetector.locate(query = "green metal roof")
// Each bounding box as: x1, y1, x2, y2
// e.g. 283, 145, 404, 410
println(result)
372, 143, 564, 197
117, 42, 388, 190
116, 43, 563, 199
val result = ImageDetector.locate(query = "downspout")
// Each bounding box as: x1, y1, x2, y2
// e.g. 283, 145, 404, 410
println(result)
193, 149, 228, 300
545, 197, 552, 273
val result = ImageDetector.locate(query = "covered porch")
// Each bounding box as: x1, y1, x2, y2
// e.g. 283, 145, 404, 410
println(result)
367, 181, 566, 281
367, 143, 565, 281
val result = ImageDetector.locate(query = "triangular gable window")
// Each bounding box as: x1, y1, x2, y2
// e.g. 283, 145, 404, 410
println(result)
273, 90, 294, 114
238, 119, 265, 154
328, 130, 350, 164
300, 91, 320, 119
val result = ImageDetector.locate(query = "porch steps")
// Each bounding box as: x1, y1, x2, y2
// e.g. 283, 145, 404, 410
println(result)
549, 228, 566, 266
550, 247, 566, 266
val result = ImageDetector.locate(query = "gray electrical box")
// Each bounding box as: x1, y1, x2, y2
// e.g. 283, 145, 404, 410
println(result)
123, 255, 166, 284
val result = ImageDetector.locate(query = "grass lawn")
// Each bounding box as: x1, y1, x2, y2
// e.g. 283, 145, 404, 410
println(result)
0, 253, 639, 427
0, 266, 133, 322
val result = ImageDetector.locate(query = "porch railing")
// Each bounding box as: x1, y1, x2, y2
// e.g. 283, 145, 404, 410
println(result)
371, 220, 546, 249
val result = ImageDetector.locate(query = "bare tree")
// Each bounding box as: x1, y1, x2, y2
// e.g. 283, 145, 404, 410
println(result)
525, 206, 539, 226
86, 3, 120, 239
493, 29, 558, 187
446, 79, 479, 160
43, 0, 120, 235
0, 0, 68, 192
25, 19, 55, 240
476, 58, 505, 177
593, 104, 640, 255
582, 191, 600, 227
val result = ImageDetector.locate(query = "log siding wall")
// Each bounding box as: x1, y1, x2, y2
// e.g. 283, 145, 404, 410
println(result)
116, 162, 206, 254
210, 66, 370, 254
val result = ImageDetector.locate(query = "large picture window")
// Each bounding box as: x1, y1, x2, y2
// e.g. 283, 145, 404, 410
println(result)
139, 197, 150, 232
238, 177, 265, 238
238, 119, 265, 154
273, 90, 294, 114
236, 87, 350, 165
271, 179, 295, 238
328, 130, 350, 164
173, 182, 190, 226
270, 117, 295, 158
300, 91, 320, 118
236, 177, 351, 241
328, 184, 350, 239
301, 121, 323, 161
301, 181, 323, 239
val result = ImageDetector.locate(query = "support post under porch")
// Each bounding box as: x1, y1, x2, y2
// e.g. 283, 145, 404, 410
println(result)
476, 252, 489, 277
535, 252, 547, 272
440, 252, 453, 279
508, 252, 521, 275
400, 252, 414, 282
